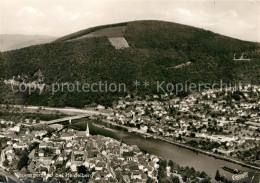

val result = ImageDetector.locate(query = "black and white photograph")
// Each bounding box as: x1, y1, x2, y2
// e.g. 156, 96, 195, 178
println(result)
0, 0, 260, 182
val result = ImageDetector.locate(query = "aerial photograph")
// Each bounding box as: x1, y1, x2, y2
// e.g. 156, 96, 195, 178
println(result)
0, 0, 259, 182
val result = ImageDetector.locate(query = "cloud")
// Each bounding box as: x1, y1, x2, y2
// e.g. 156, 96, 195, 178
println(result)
1, 0, 259, 41
178, 8, 192, 17
16, 6, 45, 18
53, 6, 81, 21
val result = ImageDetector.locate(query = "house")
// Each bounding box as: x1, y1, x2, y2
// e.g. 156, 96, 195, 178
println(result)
140, 125, 148, 133
33, 130, 47, 137
215, 148, 234, 156
123, 151, 135, 161
74, 131, 85, 138
96, 105, 105, 110
70, 161, 83, 172
93, 173, 102, 181
39, 156, 54, 167
130, 171, 143, 180
58, 151, 67, 162
72, 151, 85, 162
6, 153, 14, 162
55, 148, 61, 155
9, 125, 20, 132
5, 146, 13, 154
61, 133, 74, 141
39, 142, 54, 149
66, 142, 73, 148
7, 141, 13, 146
13, 143, 28, 149
95, 161, 106, 171
38, 149, 44, 157
43, 137, 49, 142
123, 175, 131, 183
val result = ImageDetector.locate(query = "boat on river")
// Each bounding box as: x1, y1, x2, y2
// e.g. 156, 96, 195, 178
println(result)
222, 166, 240, 174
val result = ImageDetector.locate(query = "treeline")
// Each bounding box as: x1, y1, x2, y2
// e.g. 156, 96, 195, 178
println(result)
0, 20, 259, 107
156, 159, 211, 183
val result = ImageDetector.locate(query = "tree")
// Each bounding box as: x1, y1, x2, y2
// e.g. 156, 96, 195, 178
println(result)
199, 171, 207, 178
29, 142, 39, 151
0, 175, 6, 182
171, 176, 180, 183
36, 117, 40, 123
77, 165, 87, 175
146, 176, 155, 183
215, 170, 221, 181
200, 178, 211, 183
21, 117, 26, 123
145, 108, 150, 115
178, 134, 182, 141
3, 159, 9, 167
157, 160, 167, 182
17, 151, 29, 170
168, 160, 174, 172
29, 118, 33, 124
232, 93, 241, 101
159, 160, 167, 169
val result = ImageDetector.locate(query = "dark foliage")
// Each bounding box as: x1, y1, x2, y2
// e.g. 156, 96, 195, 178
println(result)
0, 20, 259, 107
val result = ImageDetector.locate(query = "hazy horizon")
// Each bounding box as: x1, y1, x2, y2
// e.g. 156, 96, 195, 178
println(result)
1, 0, 260, 42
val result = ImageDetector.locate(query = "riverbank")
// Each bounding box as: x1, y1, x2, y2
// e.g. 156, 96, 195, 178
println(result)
1, 104, 259, 180
94, 119, 260, 172
68, 119, 259, 182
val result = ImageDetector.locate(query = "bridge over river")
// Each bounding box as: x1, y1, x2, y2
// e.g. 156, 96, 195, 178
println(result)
40, 114, 90, 125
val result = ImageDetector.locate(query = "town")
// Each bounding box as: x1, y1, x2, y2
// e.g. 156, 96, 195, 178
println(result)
0, 120, 162, 182
0, 119, 212, 183
109, 85, 260, 168
0, 84, 259, 182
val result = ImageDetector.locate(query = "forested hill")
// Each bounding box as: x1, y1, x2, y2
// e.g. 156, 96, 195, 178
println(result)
0, 20, 259, 107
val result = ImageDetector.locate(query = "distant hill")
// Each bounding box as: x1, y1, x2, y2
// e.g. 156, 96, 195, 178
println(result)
0, 34, 57, 52
0, 20, 259, 107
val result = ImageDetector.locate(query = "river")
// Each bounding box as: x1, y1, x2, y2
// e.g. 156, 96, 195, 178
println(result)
68, 120, 260, 183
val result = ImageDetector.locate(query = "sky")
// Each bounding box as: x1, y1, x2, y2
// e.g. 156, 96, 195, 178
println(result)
0, 0, 260, 42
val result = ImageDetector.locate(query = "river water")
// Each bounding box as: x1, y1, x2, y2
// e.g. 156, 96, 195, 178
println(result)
69, 121, 259, 182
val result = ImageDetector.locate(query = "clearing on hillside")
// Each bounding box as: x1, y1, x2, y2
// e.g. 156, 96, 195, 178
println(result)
108, 37, 130, 49
67, 26, 126, 42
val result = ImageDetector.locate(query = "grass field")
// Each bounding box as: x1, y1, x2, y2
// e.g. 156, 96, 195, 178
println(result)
68, 26, 126, 42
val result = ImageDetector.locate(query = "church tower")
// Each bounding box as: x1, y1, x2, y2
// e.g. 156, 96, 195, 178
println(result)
86, 123, 90, 137
119, 139, 123, 157
71, 151, 75, 162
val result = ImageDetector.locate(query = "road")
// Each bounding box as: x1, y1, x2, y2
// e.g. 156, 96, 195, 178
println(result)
0, 104, 112, 116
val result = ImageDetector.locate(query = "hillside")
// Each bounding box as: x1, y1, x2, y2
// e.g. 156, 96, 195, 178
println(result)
0, 20, 259, 107
0, 34, 57, 52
